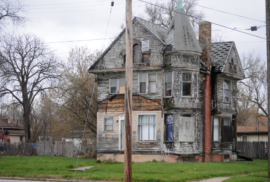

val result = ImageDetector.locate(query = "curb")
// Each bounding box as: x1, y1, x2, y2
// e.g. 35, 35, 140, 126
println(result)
0, 177, 122, 182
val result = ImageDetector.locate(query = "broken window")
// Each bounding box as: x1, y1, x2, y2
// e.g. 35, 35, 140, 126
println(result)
182, 73, 192, 96
139, 73, 147, 93
119, 78, 125, 94
213, 117, 220, 141
138, 115, 156, 141
110, 79, 117, 94
165, 72, 172, 96
142, 53, 149, 64
104, 117, 113, 131
165, 115, 173, 142
149, 74, 156, 93
109, 78, 125, 94
179, 114, 195, 142
223, 80, 230, 102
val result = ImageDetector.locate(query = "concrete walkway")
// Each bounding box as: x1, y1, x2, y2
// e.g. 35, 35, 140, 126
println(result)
191, 177, 231, 182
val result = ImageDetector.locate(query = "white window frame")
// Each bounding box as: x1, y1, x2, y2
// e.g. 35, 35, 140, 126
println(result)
182, 72, 193, 97
104, 117, 114, 131
213, 117, 220, 142
137, 113, 157, 141
164, 72, 173, 97
149, 73, 157, 94
223, 80, 231, 103
138, 73, 148, 94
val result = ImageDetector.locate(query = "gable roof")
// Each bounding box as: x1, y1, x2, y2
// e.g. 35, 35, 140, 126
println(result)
211, 41, 234, 70
89, 17, 166, 70
0, 118, 24, 129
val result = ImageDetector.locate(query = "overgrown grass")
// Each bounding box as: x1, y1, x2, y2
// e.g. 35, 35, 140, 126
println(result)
0, 156, 268, 182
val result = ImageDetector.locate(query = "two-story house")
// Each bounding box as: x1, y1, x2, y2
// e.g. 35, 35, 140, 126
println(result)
88, 1, 244, 162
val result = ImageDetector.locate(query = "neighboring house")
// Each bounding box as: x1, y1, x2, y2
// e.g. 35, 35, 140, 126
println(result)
237, 125, 268, 142
0, 118, 25, 143
88, 1, 244, 162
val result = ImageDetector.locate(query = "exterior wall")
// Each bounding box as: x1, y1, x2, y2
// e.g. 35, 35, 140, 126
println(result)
97, 111, 163, 153
7, 136, 24, 143
93, 19, 164, 70
216, 75, 237, 114
237, 134, 268, 142
97, 70, 164, 102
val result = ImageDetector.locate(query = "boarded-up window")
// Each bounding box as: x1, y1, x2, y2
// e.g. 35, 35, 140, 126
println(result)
182, 73, 192, 96
110, 79, 117, 94
179, 115, 195, 142
138, 115, 156, 141
223, 80, 230, 102
104, 117, 113, 131
213, 117, 220, 141
119, 78, 125, 94
165, 72, 172, 96
221, 126, 233, 142
133, 44, 142, 64
149, 74, 156, 93
165, 115, 173, 141
142, 53, 149, 63
141, 40, 149, 52
139, 74, 147, 93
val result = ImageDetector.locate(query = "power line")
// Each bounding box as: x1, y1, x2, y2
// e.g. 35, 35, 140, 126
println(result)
27, 6, 142, 14
138, 0, 266, 40
102, 2, 114, 51
197, 5, 265, 24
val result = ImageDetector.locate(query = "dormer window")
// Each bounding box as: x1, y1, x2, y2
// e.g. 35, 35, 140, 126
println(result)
229, 59, 236, 70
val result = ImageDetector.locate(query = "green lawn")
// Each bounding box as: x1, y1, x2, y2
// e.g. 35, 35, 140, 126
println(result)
0, 156, 269, 182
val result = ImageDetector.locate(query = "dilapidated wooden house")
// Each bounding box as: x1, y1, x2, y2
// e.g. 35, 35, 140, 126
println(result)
88, 1, 244, 162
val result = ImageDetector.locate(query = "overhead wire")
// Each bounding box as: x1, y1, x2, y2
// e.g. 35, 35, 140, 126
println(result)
72, 1, 114, 182
138, 0, 266, 40
197, 4, 265, 24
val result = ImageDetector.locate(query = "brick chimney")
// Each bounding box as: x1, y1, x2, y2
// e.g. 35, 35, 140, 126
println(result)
199, 21, 212, 162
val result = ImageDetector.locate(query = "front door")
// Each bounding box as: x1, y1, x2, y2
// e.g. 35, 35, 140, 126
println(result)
120, 120, 125, 150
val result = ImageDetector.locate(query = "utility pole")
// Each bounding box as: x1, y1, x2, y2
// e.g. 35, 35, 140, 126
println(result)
124, 0, 133, 181
266, 0, 270, 178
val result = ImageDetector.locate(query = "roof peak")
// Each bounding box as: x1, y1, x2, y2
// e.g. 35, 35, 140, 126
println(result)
177, 0, 184, 9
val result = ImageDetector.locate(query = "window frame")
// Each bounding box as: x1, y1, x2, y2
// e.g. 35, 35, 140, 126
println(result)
212, 117, 221, 142
164, 114, 173, 142
137, 113, 157, 141
138, 73, 148, 94
109, 78, 126, 94
223, 80, 231, 103
104, 117, 114, 132
223, 117, 231, 126
182, 72, 193, 97
164, 72, 173, 97
149, 73, 157, 94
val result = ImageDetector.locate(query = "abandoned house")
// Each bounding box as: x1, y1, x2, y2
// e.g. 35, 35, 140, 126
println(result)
88, 1, 245, 162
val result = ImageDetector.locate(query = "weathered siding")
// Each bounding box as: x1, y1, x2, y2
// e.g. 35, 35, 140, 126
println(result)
93, 19, 164, 70
216, 75, 237, 114
97, 111, 163, 153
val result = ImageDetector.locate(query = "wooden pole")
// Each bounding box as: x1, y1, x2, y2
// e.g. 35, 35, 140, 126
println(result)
124, 0, 133, 181
266, 0, 270, 178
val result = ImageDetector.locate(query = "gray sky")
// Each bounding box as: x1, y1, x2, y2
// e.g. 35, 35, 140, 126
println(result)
9, 0, 267, 63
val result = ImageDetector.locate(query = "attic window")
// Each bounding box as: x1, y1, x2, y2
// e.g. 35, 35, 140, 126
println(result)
133, 44, 142, 65
142, 53, 149, 63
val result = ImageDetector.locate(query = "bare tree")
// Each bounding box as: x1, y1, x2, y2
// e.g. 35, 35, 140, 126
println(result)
0, 34, 61, 141
53, 47, 101, 135
238, 53, 268, 117
144, 0, 205, 28
0, 0, 26, 28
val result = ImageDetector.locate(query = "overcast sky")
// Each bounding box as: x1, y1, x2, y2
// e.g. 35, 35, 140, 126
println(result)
8, 0, 267, 63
